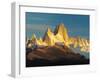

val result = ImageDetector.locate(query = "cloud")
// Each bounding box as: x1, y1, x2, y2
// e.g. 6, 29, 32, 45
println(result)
26, 24, 51, 38
26, 24, 50, 31
29, 17, 46, 21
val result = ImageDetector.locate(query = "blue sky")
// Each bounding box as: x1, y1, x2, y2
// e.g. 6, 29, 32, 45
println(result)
26, 12, 90, 58
26, 12, 89, 39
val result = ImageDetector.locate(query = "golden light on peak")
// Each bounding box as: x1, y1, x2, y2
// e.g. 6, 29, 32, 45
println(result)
26, 24, 89, 53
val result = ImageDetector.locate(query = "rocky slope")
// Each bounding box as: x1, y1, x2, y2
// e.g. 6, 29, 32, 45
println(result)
26, 45, 89, 67
26, 23, 89, 67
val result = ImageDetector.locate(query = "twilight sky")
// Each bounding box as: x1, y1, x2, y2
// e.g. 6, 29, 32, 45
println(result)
26, 12, 89, 39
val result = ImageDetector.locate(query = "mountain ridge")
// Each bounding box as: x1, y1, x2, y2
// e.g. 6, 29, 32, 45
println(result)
26, 45, 89, 67
26, 23, 89, 52
26, 23, 90, 67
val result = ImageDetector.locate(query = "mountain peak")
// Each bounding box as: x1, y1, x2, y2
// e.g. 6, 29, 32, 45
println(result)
47, 27, 52, 34
54, 23, 69, 41
28, 23, 89, 53
31, 34, 37, 41
58, 23, 65, 28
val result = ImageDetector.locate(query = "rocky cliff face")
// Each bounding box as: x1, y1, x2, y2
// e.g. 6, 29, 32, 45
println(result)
43, 23, 69, 46
43, 27, 55, 46
26, 45, 89, 67
26, 23, 90, 67
27, 23, 89, 52
54, 23, 69, 41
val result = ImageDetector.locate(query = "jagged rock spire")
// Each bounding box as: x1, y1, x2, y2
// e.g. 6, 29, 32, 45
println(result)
27, 23, 89, 53
31, 34, 36, 41
54, 23, 69, 41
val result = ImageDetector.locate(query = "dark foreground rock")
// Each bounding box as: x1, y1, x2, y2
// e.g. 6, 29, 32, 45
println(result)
26, 45, 89, 67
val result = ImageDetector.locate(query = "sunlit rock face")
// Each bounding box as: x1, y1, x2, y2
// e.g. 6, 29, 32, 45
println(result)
43, 27, 55, 46
54, 23, 69, 41
26, 23, 89, 53
69, 37, 89, 52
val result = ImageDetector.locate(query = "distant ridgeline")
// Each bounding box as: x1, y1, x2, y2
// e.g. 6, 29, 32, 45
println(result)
26, 23, 89, 52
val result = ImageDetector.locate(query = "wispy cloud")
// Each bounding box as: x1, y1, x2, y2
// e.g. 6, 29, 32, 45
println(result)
26, 24, 49, 31
26, 24, 52, 38
29, 17, 46, 21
